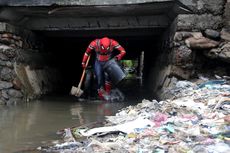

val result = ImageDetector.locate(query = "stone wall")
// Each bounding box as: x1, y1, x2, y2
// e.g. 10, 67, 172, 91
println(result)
0, 22, 60, 105
175, 0, 230, 71
0, 45, 23, 105
0, 24, 34, 105
156, 0, 230, 99
224, 0, 230, 29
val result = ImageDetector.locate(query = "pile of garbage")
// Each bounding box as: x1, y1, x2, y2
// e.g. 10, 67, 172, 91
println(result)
39, 78, 230, 153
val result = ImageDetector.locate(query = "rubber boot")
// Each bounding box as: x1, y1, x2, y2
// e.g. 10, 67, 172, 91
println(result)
98, 88, 110, 101
98, 88, 106, 100
105, 82, 112, 94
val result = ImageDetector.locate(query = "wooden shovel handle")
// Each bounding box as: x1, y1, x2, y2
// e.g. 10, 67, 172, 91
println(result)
78, 55, 91, 88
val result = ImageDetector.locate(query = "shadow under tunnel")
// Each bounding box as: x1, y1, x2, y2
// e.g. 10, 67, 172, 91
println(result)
38, 30, 163, 100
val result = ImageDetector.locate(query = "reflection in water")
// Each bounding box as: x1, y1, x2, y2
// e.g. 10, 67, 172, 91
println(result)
70, 103, 84, 125
97, 102, 113, 116
0, 96, 135, 153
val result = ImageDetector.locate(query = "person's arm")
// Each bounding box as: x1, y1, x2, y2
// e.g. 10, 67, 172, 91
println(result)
82, 40, 96, 68
112, 40, 126, 61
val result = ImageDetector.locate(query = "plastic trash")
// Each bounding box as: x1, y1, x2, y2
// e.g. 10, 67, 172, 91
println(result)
79, 118, 154, 136
198, 80, 226, 89
63, 128, 76, 142
206, 142, 230, 153
153, 112, 168, 127
38, 77, 230, 153
176, 81, 196, 88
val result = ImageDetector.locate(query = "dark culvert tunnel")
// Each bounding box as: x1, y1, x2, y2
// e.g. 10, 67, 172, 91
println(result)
0, 1, 192, 101
37, 29, 164, 100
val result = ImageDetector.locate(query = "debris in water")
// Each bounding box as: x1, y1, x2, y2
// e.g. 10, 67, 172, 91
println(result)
39, 77, 230, 153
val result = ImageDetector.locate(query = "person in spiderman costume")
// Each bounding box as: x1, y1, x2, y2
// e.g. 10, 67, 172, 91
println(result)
81, 37, 126, 100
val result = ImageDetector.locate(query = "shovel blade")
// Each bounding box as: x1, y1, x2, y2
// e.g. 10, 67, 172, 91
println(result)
70, 86, 84, 97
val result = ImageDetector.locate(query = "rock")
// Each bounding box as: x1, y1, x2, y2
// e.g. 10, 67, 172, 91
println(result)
5, 48, 16, 58
203, 48, 221, 59
221, 28, 230, 41
0, 80, 13, 89
174, 32, 193, 42
12, 77, 23, 90
9, 44, 17, 48
0, 67, 14, 81
1, 33, 13, 38
0, 60, 13, 68
218, 42, 230, 62
173, 42, 180, 47
15, 40, 23, 48
1, 90, 9, 100
5, 61, 13, 68
0, 37, 11, 45
203, 29, 220, 40
170, 66, 192, 80
0, 44, 11, 52
173, 46, 192, 65
185, 36, 219, 49
191, 32, 203, 39
224, 115, 230, 123
7, 89, 23, 98
0, 52, 9, 61
0, 45, 16, 58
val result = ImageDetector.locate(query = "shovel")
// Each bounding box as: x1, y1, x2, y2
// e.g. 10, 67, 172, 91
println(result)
70, 55, 91, 97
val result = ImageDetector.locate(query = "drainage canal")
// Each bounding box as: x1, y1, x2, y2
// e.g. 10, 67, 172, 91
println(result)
0, 1, 192, 152
0, 0, 230, 152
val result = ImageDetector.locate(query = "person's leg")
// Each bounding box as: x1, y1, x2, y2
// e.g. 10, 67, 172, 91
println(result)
94, 60, 106, 100
104, 72, 112, 94
94, 60, 105, 89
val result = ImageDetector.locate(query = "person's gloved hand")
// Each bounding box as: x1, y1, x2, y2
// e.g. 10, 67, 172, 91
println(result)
115, 56, 121, 61
82, 62, 87, 69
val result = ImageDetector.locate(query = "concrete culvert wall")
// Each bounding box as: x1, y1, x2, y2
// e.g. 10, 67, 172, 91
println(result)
0, 0, 230, 104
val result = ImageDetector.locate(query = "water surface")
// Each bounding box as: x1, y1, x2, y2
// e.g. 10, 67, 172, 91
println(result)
0, 96, 137, 153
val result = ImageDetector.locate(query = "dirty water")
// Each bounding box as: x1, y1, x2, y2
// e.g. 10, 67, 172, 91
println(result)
0, 96, 137, 153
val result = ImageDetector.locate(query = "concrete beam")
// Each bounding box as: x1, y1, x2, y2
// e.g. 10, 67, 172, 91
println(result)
0, 0, 173, 6
0, 1, 191, 32
39, 28, 165, 37
26, 15, 169, 31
